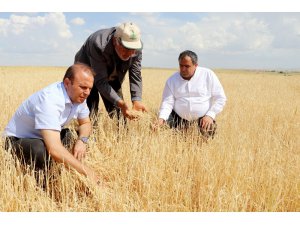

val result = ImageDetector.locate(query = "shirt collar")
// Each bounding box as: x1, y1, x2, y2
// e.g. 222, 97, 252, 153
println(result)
179, 68, 198, 81
61, 82, 73, 105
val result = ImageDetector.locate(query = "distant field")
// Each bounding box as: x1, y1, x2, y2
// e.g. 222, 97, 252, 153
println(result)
0, 66, 299, 211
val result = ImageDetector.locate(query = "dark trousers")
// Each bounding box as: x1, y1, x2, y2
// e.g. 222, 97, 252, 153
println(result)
167, 110, 217, 139
87, 79, 124, 121
4, 128, 73, 171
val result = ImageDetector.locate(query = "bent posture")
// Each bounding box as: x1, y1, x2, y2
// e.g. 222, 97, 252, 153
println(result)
74, 22, 147, 121
4, 63, 100, 184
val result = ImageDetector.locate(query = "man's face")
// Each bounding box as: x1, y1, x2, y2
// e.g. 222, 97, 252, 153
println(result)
179, 56, 198, 80
64, 70, 94, 104
114, 38, 137, 61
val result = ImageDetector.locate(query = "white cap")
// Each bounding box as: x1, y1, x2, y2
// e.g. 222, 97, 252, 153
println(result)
114, 22, 143, 50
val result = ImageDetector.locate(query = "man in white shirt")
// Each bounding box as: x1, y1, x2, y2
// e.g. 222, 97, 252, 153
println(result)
4, 63, 100, 185
157, 50, 227, 139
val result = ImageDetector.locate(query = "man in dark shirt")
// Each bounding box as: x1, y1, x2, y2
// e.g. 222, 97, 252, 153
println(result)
74, 22, 147, 122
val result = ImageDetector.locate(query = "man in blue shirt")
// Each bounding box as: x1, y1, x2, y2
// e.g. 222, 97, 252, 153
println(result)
4, 63, 100, 185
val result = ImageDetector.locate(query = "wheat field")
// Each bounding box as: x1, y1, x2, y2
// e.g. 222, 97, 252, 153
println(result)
0, 66, 299, 212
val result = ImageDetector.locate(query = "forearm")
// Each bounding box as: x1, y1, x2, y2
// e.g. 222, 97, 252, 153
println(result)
91, 54, 122, 105
130, 81, 142, 102
77, 121, 92, 138
117, 99, 129, 110
41, 129, 98, 182
206, 94, 227, 119
50, 145, 93, 176
94, 78, 121, 105
159, 82, 174, 120
129, 53, 143, 101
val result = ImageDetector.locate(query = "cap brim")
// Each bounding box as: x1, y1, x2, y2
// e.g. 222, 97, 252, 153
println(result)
121, 40, 143, 50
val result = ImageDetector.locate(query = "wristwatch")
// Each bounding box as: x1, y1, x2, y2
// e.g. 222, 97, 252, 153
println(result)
79, 136, 89, 144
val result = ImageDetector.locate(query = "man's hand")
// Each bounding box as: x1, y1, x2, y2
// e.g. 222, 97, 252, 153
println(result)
117, 100, 139, 120
132, 101, 148, 112
73, 139, 87, 161
41, 129, 99, 184
151, 118, 165, 131
200, 115, 214, 131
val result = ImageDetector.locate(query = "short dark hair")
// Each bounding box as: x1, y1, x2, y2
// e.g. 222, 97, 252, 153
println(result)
63, 63, 96, 81
178, 50, 198, 65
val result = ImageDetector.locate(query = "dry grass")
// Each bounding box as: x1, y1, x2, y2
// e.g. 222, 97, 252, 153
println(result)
0, 66, 299, 212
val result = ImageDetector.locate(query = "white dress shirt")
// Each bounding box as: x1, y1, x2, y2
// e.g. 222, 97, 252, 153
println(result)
159, 66, 226, 121
4, 82, 90, 139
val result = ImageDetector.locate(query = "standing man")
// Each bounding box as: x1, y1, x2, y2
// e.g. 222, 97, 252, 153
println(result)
4, 63, 100, 185
74, 22, 147, 121
156, 50, 227, 139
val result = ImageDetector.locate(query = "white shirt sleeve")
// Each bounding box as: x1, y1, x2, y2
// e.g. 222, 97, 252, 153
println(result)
158, 80, 175, 121
34, 97, 62, 131
205, 71, 227, 119
77, 102, 90, 119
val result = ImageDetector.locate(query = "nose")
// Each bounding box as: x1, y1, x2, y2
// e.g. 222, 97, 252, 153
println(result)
83, 88, 91, 96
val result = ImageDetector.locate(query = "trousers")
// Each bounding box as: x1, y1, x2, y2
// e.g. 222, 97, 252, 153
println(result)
87, 79, 124, 121
167, 110, 217, 139
4, 128, 73, 171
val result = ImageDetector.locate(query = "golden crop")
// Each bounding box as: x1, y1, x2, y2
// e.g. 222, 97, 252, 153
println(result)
0, 66, 299, 211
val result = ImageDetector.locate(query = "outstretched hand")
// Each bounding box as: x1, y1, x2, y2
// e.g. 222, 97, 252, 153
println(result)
118, 100, 139, 120
73, 140, 87, 161
132, 101, 148, 112
200, 115, 214, 131
151, 118, 165, 131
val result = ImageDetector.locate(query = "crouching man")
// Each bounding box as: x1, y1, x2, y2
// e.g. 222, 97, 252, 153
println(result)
155, 50, 227, 139
3, 63, 101, 185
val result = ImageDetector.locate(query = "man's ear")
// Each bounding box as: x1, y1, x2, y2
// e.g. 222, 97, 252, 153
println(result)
63, 78, 70, 88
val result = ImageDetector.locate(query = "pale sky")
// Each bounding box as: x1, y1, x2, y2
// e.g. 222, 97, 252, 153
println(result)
1, 1, 300, 70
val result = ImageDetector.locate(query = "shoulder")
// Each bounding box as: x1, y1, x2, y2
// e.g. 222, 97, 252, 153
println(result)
197, 66, 215, 74
39, 82, 66, 105
170, 71, 181, 79
43, 82, 64, 95
89, 27, 115, 45
196, 66, 218, 78
165, 72, 181, 87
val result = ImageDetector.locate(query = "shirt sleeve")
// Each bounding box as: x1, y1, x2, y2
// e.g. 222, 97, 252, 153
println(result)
129, 52, 143, 102
158, 79, 175, 121
205, 71, 227, 119
77, 102, 90, 119
34, 98, 62, 131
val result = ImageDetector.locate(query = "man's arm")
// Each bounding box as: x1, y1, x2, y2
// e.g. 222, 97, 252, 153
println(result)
152, 80, 175, 130
73, 117, 92, 161
158, 80, 175, 122
128, 52, 148, 112
41, 129, 99, 184
205, 72, 227, 120
129, 52, 143, 102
